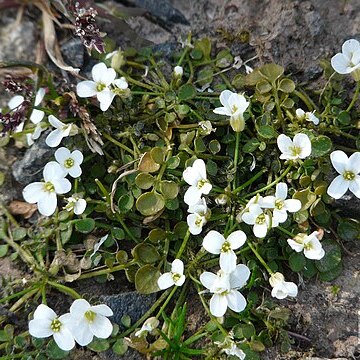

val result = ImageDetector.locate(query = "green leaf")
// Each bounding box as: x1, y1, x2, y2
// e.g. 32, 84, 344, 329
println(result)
116, 250, 128, 264
259, 63, 284, 82
243, 139, 260, 153
256, 80, 272, 94
60, 223, 73, 244
303, 259, 317, 278
337, 219, 360, 241
133, 243, 160, 264
278, 78, 295, 93
233, 323, 256, 339
112, 339, 128, 355
197, 67, 214, 86
311, 136, 332, 157
319, 262, 342, 281
136, 191, 165, 216
160, 181, 179, 200
337, 111, 351, 125
257, 125, 277, 139
148, 228, 167, 243
46, 340, 69, 359
315, 239, 341, 272
178, 84, 197, 101
215, 49, 233, 68
194, 137, 206, 153
293, 188, 316, 210
209, 140, 221, 154
87, 339, 110, 352
150, 147, 165, 164
12, 227, 27, 241
194, 38, 211, 59
74, 218, 95, 233
138, 152, 160, 173
135, 265, 161, 294
135, 173, 155, 190
167, 156, 180, 169
0, 244, 8, 257
288, 252, 306, 272
118, 193, 134, 213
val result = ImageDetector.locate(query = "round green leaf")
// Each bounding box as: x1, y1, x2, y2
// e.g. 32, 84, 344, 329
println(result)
138, 152, 160, 173
243, 139, 260, 153
116, 250, 128, 264
337, 219, 360, 241
148, 228, 167, 243
160, 181, 179, 200
75, 218, 95, 233
319, 262, 342, 281
315, 240, 341, 272
133, 243, 160, 264
12, 227, 27, 241
112, 339, 128, 355
135, 265, 161, 294
0, 244, 8, 257
135, 173, 155, 190
259, 63, 284, 82
278, 78, 295, 93
178, 84, 197, 101
118, 193, 134, 213
256, 80, 272, 94
87, 339, 110, 352
209, 140, 221, 154
166, 156, 180, 169
257, 125, 277, 139
136, 191, 165, 216
150, 147, 165, 164
311, 136, 332, 157
46, 340, 69, 359
233, 323, 256, 339
288, 252, 306, 272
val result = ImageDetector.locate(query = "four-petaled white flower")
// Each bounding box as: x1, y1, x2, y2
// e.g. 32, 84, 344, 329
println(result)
202, 230, 246, 273
261, 182, 302, 227
187, 198, 210, 235
134, 317, 159, 338
331, 39, 360, 80
200, 264, 250, 317
29, 304, 75, 351
277, 133, 312, 160
76, 63, 117, 111
23, 161, 71, 216
183, 159, 212, 206
46, 115, 77, 148
287, 231, 325, 260
241, 204, 271, 238
269, 272, 298, 300
174, 66, 183, 77
157, 259, 186, 290
295, 108, 319, 125
64, 195, 87, 215
213, 90, 250, 132
327, 150, 360, 199
67, 299, 113, 346
55, 147, 84, 178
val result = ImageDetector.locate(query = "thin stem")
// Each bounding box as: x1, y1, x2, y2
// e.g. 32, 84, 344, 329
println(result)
233, 168, 267, 195
77, 263, 127, 280
346, 81, 360, 112
247, 242, 273, 275
156, 285, 178, 318
0, 284, 39, 304
102, 133, 135, 156
272, 86, 284, 122
176, 230, 191, 259
47, 281, 82, 299
277, 225, 295, 238
232, 132, 241, 190
293, 89, 318, 112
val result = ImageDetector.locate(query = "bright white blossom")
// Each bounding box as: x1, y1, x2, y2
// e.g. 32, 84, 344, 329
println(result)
327, 150, 360, 199
331, 39, 360, 80
202, 230, 246, 273
134, 317, 159, 338
67, 299, 113, 346
277, 133, 312, 160
287, 231, 325, 260
76, 62, 117, 111
23, 161, 71, 216
223, 341, 246, 359
29, 304, 75, 351
157, 259, 185, 290
30, 88, 46, 124
174, 65, 184, 77
187, 198, 210, 235
295, 108, 319, 125
241, 204, 271, 238
55, 147, 83, 178
261, 183, 302, 227
269, 272, 298, 300
46, 115, 77, 148
183, 159, 212, 206
64, 195, 87, 215
200, 264, 250, 317
27, 122, 45, 146
213, 90, 249, 132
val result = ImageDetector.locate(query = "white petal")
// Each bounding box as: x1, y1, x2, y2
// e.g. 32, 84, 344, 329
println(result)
70, 299, 90, 318
275, 182, 288, 200
183, 165, 202, 186
209, 294, 228, 317
226, 290, 247, 313
29, 319, 53, 338
219, 90, 233, 108
348, 152, 360, 174
261, 196, 276, 208
53, 178, 71, 194
76, 80, 97, 98
8, 95, 24, 110
287, 239, 304, 252
174, 274, 186, 286
48, 115, 65, 129
200, 271, 217, 290
213, 106, 232, 116
92, 63, 108, 83
37, 192, 57, 216
34, 88, 46, 106
342, 39, 360, 58
330, 150, 348, 174
171, 259, 184, 274
229, 264, 251, 289
157, 273, 174, 290
92, 304, 114, 317
226, 230, 247, 249
253, 223, 268, 238
46, 129, 64, 147
32, 122, 44, 140
34, 304, 57, 320
284, 199, 302, 212
184, 186, 202, 206
101, 68, 117, 86
89, 315, 113, 339
219, 251, 237, 273
55, 147, 71, 164
74, 199, 87, 215
202, 230, 224, 254
349, 176, 360, 198
284, 282, 298, 297
98, 89, 115, 111
193, 159, 207, 179
293, 133, 311, 158
327, 175, 349, 199
43, 161, 66, 181
277, 134, 293, 155
30, 109, 45, 124
304, 247, 324, 260
271, 285, 288, 299
296, 108, 305, 119
187, 214, 203, 235
273, 209, 288, 224
72, 320, 93, 346
68, 165, 82, 178
113, 77, 128, 89
228, 93, 249, 114
331, 53, 352, 74
71, 150, 84, 165
241, 211, 256, 225
23, 182, 45, 203
201, 181, 212, 195
53, 328, 75, 351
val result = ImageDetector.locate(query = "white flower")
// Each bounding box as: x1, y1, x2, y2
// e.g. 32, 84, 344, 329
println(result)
223, 341, 246, 359
30, 88, 46, 124
64, 195, 87, 215
67, 299, 113, 346
29, 304, 75, 351
213, 90, 249, 132
327, 150, 360, 199
27, 122, 46, 146
241, 204, 271, 238
173, 66, 183, 77
187, 198, 209, 235
8, 95, 24, 111
46, 115, 76, 148
277, 133, 312, 160
295, 108, 319, 125
331, 39, 360, 78
134, 317, 159, 338
157, 259, 185, 290
261, 183, 302, 227
200, 264, 250, 317
287, 231, 325, 260
55, 147, 83, 178
202, 230, 246, 273
269, 272, 298, 300
76, 62, 117, 111
183, 159, 212, 206
22, 161, 71, 216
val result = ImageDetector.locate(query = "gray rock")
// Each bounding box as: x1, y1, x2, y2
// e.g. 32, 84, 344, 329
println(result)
60, 38, 85, 69
12, 132, 55, 185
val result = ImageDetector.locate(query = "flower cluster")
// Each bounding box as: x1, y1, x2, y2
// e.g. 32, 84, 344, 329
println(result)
29, 300, 113, 350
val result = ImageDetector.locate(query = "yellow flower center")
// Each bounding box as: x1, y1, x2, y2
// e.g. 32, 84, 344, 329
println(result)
64, 158, 75, 168
275, 199, 284, 210
172, 272, 181, 282
343, 171, 355, 181
256, 214, 266, 225
44, 181, 55, 192
96, 82, 106, 92
195, 216, 203, 226
231, 105, 238, 114
303, 242, 312, 251
84, 310, 96, 323
197, 179, 208, 189
50, 318, 62, 332
221, 241, 231, 253
290, 146, 301, 157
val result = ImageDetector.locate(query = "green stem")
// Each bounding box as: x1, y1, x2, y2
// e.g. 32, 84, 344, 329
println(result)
9, 288, 39, 312
0, 284, 39, 304
272, 87, 284, 122
156, 285, 178, 318
233, 168, 267, 194
102, 133, 135, 156
232, 132, 241, 190
176, 230, 191, 259
47, 281, 81, 299
346, 81, 360, 112
247, 242, 273, 275
293, 89, 318, 112
116, 215, 137, 242
95, 179, 111, 204
76, 263, 127, 280
277, 225, 295, 238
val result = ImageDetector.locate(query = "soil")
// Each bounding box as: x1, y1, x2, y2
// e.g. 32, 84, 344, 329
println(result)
1, 1, 360, 359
